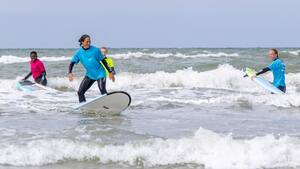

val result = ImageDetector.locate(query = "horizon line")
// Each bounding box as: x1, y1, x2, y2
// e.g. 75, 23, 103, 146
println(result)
0, 46, 300, 50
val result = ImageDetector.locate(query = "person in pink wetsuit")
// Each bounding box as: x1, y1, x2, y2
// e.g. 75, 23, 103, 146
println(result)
23, 51, 47, 86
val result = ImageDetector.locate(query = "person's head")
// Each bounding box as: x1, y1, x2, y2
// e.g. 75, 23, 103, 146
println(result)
268, 48, 279, 60
78, 34, 91, 49
30, 51, 38, 61
101, 47, 108, 56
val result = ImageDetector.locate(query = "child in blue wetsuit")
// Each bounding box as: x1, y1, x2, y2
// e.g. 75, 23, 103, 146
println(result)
68, 34, 115, 103
254, 48, 286, 93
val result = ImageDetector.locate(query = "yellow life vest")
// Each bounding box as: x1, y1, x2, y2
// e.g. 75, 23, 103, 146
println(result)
101, 57, 115, 76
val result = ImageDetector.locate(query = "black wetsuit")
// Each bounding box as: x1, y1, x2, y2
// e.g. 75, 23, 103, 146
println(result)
24, 71, 47, 86
76, 76, 107, 102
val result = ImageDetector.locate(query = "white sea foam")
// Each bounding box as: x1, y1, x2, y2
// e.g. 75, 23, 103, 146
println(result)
286, 50, 300, 56
46, 64, 300, 107
148, 93, 300, 108
0, 52, 239, 64
1, 65, 299, 108
109, 52, 239, 59
282, 50, 300, 56
47, 64, 269, 92
0, 55, 70, 64
0, 128, 300, 169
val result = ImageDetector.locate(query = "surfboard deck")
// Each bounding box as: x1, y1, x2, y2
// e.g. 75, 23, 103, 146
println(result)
16, 80, 57, 92
245, 68, 284, 94
74, 91, 131, 115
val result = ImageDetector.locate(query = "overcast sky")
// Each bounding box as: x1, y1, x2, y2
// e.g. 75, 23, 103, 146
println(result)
0, 0, 299, 48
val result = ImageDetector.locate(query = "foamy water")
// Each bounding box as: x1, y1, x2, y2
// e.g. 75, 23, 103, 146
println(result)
1, 128, 300, 169
0, 55, 70, 64
0, 52, 239, 64
0, 48, 300, 169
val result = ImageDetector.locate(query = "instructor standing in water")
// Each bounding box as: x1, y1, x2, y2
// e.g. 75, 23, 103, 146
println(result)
253, 48, 286, 93
68, 34, 115, 103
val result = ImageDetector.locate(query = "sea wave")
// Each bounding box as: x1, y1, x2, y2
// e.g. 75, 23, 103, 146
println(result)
0, 128, 299, 169
0, 52, 239, 64
49, 64, 248, 90
0, 55, 70, 64
1, 65, 299, 108
48, 64, 300, 92
148, 93, 300, 108
109, 52, 239, 59
282, 50, 300, 56
46, 64, 300, 108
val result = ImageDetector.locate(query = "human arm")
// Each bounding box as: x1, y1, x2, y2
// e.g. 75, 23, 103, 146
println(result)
256, 67, 271, 76
243, 67, 270, 79
101, 59, 115, 82
68, 61, 76, 81
97, 48, 115, 82
38, 61, 47, 79
111, 67, 116, 75
247, 67, 271, 80
68, 52, 80, 81
23, 72, 32, 80
41, 71, 46, 80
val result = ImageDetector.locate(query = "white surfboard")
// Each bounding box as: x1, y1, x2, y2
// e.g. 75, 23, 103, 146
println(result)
16, 80, 57, 92
245, 68, 284, 94
74, 91, 131, 115
253, 77, 284, 94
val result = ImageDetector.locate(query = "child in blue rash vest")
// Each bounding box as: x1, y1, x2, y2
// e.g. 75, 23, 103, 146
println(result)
253, 48, 286, 93
68, 34, 115, 103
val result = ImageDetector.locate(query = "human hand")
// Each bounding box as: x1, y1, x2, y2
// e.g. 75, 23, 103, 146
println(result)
109, 72, 115, 82
68, 73, 74, 81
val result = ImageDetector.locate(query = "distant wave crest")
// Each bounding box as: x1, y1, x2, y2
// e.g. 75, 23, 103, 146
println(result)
0, 51, 239, 64
0, 55, 70, 64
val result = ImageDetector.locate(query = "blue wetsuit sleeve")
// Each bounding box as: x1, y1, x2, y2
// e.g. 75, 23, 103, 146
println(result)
71, 52, 80, 64
268, 61, 277, 70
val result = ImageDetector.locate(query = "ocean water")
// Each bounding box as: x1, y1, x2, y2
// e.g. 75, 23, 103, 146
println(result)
0, 48, 300, 169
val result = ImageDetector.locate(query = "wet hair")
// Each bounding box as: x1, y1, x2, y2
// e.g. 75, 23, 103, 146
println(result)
78, 34, 90, 46
101, 47, 108, 51
270, 48, 278, 56
30, 51, 37, 56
